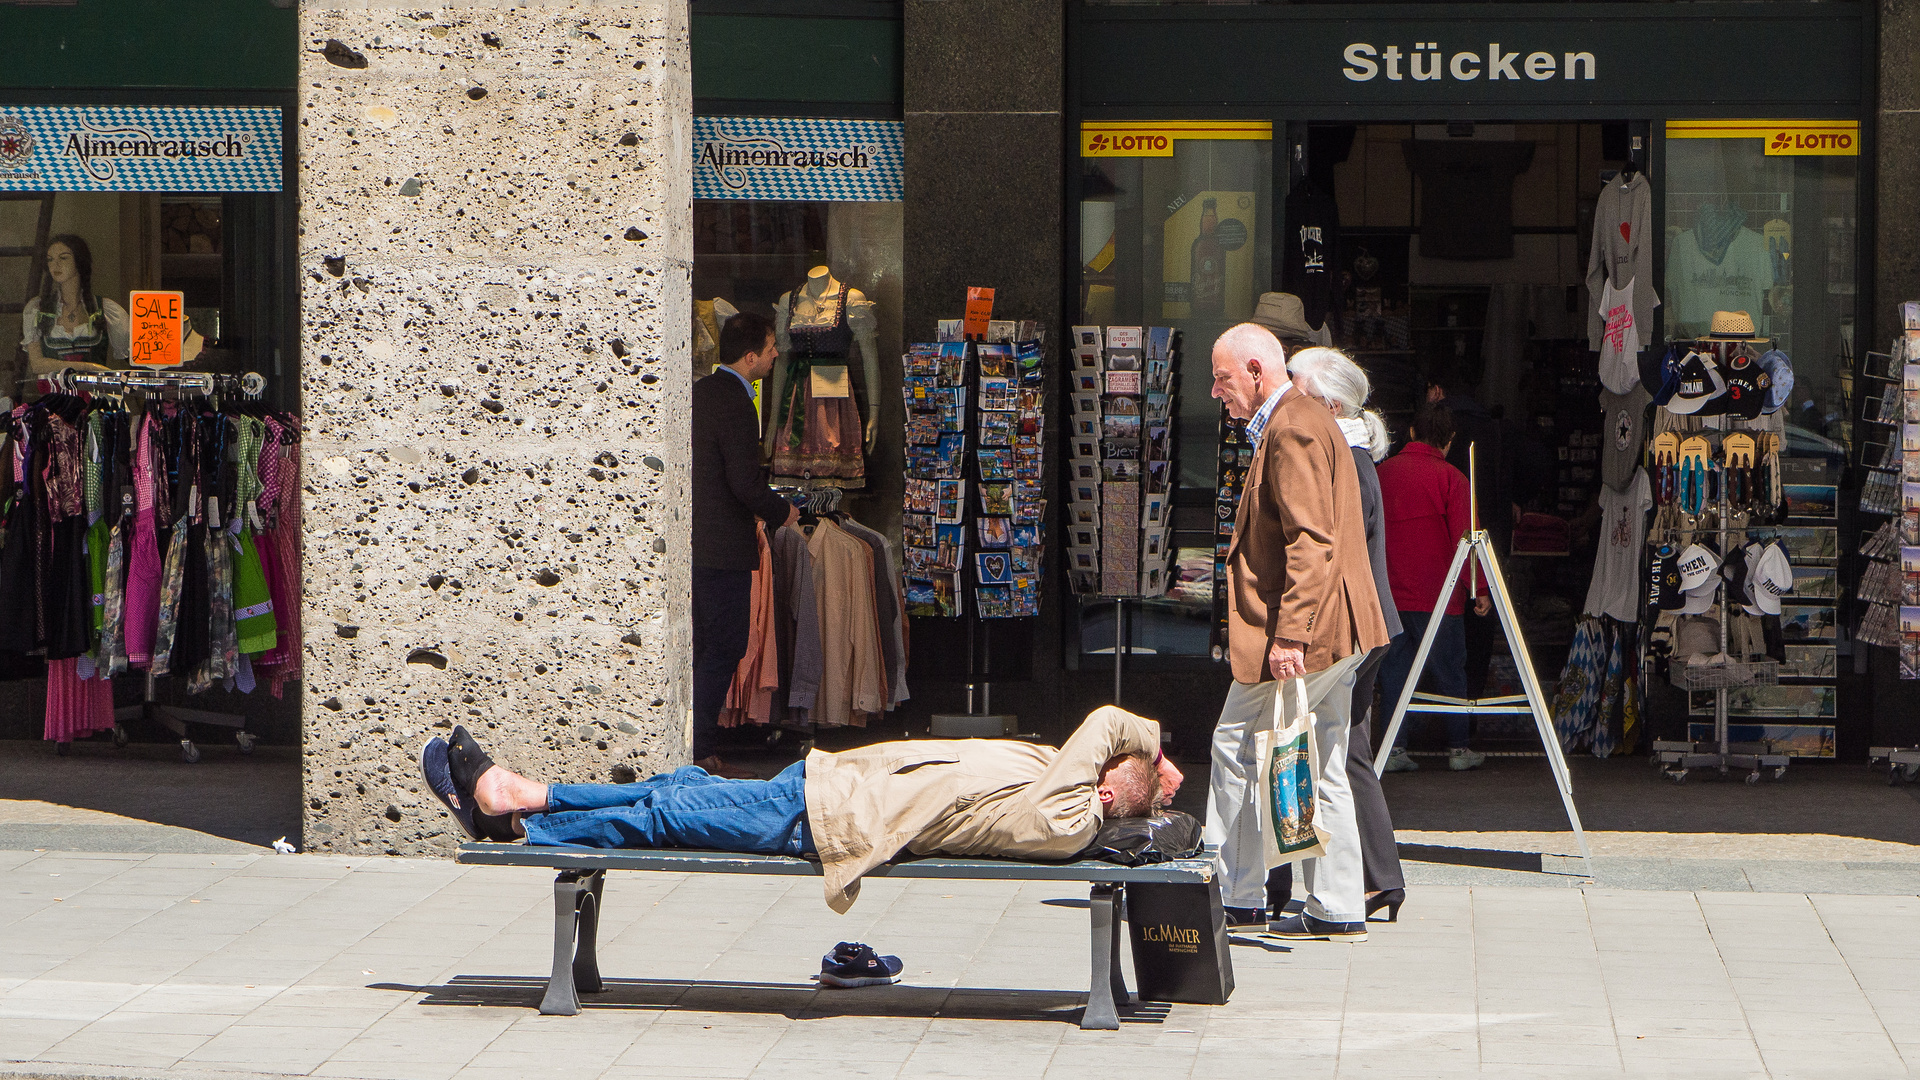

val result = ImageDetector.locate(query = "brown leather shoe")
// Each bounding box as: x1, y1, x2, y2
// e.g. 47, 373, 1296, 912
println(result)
694, 755, 760, 780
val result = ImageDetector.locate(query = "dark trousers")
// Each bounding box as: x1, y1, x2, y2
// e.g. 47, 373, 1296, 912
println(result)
1381, 610, 1471, 750
1268, 645, 1405, 910
1463, 609, 1497, 699
691, 566, 753, 761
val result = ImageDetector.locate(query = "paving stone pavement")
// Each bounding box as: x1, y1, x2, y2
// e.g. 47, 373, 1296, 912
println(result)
2, 849, 1917, 1080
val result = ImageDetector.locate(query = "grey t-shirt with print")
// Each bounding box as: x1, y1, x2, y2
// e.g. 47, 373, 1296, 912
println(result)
1600, 384, 1652, 493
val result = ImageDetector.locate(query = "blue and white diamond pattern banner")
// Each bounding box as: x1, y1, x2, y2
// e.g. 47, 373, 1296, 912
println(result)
0, 106, 282, 192
692, 116, 901, 202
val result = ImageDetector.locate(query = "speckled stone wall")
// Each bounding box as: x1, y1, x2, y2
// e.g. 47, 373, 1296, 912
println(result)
298, 0, 692, 854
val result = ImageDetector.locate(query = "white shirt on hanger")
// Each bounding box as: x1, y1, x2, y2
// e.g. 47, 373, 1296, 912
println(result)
1597, 277, 1641, 394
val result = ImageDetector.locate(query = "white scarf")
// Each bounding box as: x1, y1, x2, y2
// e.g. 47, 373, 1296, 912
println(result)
1337, 416, 1370, 450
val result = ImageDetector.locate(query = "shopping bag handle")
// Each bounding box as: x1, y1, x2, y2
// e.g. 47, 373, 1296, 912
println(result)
1277, 676, 1311, 725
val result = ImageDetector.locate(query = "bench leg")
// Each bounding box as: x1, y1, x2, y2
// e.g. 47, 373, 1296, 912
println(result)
574, 870, 605, 994
1084, 882, 1130, 1030
540, 870, 602, 1015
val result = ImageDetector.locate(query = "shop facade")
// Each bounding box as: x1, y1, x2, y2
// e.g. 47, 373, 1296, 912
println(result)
688, 1, 1920, 766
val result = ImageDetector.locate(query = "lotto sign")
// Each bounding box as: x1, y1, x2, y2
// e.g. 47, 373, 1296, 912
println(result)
0, 106, 281, 191
128, 291, 184, 367
1081, 121, 1272, 158
1667, 120, 1858, 157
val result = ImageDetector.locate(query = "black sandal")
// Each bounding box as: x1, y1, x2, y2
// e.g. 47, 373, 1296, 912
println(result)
448, 725, 520, 842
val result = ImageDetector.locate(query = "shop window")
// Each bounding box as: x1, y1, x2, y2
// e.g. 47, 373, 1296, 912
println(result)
1664, 121, 1858, 447
1077, 124, 1272, 658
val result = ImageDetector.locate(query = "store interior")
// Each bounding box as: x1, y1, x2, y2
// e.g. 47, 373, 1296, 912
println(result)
0, 190, 302, 757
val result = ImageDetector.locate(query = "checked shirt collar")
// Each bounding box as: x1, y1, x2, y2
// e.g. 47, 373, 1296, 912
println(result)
1243, 382, 1291, 448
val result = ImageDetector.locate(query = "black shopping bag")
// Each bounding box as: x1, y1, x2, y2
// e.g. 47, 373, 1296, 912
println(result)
1125, 879, 1234, 1006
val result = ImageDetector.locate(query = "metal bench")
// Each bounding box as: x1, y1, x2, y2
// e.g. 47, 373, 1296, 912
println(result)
454, 842, 1219, 1029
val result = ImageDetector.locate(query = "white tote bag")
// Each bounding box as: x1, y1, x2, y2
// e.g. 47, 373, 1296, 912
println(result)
1253, 677, 1328, 869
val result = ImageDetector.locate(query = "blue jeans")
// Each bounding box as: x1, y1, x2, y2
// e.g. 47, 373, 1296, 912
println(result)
1380, 612, 1471, 750
522, 761, 815, 854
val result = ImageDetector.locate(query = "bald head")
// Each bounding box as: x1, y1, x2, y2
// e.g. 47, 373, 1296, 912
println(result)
1210, 322, 1291, 421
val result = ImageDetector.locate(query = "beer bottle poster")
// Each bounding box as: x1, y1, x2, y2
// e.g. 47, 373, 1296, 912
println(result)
1159, 190, 1254, 322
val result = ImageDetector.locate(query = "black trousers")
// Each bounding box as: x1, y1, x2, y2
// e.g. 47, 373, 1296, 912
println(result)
691, 566, 753, 761
1268, 644, 1406, 910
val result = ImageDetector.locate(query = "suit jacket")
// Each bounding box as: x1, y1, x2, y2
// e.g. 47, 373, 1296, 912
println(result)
1226, 388, 1391, 683
692, 370, 791, 570
804, 706, 1160, 912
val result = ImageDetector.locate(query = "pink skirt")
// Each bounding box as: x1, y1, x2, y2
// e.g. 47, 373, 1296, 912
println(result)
45, 657, 115, 742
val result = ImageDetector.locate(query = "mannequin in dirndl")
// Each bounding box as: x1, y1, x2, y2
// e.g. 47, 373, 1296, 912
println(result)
764, 267, 878, 488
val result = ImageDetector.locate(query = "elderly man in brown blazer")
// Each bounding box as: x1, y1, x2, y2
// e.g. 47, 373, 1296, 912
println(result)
423, 708, 1182, 913
1207, 322, 1391, 942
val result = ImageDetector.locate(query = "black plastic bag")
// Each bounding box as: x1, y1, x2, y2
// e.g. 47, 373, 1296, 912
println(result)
1088, 810, 1204, 866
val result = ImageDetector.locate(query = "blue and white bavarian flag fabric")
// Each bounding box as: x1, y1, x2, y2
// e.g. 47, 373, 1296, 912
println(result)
0, 106, 282, 192
692, 116, 902, 202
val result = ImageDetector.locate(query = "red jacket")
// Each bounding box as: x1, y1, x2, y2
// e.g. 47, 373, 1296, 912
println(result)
1376, 441, 1473, 615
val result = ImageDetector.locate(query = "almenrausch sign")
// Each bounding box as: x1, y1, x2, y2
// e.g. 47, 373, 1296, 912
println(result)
691, 116, 903, 202
0, 106, 282, 191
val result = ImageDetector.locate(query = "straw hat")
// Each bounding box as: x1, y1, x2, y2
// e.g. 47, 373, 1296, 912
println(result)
1251, 292, 1318, 346
1706, 310, 1769, 344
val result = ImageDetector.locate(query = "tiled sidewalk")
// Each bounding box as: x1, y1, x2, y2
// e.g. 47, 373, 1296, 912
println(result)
1, 848, 1916, 1080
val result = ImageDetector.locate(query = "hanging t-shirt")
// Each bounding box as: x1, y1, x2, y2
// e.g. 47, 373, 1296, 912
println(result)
1281, 177, 1339, 331
1599, 384, 1652, 493
1401, 140, 1536, 260
1583, 468, 1651, 622
1597, 277, 1641, 394
1666, 227, 1772, 338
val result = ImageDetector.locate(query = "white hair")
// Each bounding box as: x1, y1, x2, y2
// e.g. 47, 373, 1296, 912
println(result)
1288, 346, 1390, 462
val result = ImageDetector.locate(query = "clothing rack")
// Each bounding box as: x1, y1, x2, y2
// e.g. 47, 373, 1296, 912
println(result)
52, 367, 272, 763
52, 368, 266, 400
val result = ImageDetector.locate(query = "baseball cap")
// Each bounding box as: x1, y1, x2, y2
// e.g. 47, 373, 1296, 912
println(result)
1648, 544, 1684, 611
1675, 543, 1720, 592
1722, 544, 1753, 613
1719, 351, 1770, 420
1745, 541, 1793, 616
1648, 345, 1686, 407
1758, 349, 1794, 413
1666, 351, 1728, 415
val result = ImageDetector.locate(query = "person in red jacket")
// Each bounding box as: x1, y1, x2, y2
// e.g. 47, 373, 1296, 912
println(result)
1375, 402, 1487, 773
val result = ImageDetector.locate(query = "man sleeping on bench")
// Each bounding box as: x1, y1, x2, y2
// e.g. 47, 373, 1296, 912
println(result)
420, 706, 1181, 913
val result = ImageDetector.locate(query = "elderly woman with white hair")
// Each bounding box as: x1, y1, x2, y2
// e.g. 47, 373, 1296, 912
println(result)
1266, 346, 1408, 923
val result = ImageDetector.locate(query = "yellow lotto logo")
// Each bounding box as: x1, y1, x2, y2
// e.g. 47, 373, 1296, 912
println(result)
1081, 121, 1271, 157
1668, 120, 1858, 156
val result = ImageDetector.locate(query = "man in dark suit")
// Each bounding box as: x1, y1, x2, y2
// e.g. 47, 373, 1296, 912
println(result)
692, 312, 798, 779
1205, 323, 1391, 942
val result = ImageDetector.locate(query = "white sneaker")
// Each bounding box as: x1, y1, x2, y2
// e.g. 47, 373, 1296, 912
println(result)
1383, 748, 1418, 772
1449, 748, 1486, 771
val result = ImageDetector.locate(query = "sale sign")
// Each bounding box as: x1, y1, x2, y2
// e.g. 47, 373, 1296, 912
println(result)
128, 290, 184, 366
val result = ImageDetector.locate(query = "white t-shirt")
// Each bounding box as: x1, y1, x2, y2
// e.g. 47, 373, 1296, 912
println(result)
1596, 277, 1640, 394
1583, 467, 1651, 622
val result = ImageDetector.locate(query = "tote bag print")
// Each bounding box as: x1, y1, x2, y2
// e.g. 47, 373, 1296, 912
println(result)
1255, 677, 1328, 866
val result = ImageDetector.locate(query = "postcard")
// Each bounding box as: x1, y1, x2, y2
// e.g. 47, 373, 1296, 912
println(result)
976, 550, 1014, 585
933, 525, 965, 571
978, 515, 1013, 548
979, 482, 1013, 517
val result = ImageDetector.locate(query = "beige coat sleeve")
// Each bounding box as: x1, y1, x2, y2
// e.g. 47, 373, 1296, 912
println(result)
981, 706, 1160, 859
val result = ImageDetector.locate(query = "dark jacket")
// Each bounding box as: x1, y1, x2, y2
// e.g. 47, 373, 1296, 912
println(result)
1439, 393, 1547, 553
693, 369, 791, 570
1351, 447, 1404, 641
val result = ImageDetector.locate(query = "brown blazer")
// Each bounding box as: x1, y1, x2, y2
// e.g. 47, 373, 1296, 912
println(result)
1226, 387, 1391, 684
803, 706, 1161, 912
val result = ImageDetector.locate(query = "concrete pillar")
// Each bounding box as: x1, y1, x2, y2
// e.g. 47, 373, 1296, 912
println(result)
298, 0, 692, 853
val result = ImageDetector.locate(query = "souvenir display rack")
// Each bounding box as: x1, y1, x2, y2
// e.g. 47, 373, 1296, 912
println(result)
899, 323, 1047, 621
1063, 325, 1178, 600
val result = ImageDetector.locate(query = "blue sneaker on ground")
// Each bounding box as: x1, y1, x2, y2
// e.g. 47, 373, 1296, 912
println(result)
420, 737, 478, 840
816, 941, 903, 988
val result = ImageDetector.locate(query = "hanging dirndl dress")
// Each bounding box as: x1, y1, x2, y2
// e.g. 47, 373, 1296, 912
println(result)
769, 282, 866, 488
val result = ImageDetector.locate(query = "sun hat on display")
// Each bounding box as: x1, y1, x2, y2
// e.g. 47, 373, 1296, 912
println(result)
1705, 309, 1769, 344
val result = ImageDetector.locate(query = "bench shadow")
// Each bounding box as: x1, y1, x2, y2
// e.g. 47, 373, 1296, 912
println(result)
373, 976, 1172, 1026
1397, 843, 1547, 873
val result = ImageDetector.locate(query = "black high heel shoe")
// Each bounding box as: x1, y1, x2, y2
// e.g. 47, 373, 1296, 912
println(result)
1366, 889, 1405, 922
447, 725, 521, 842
